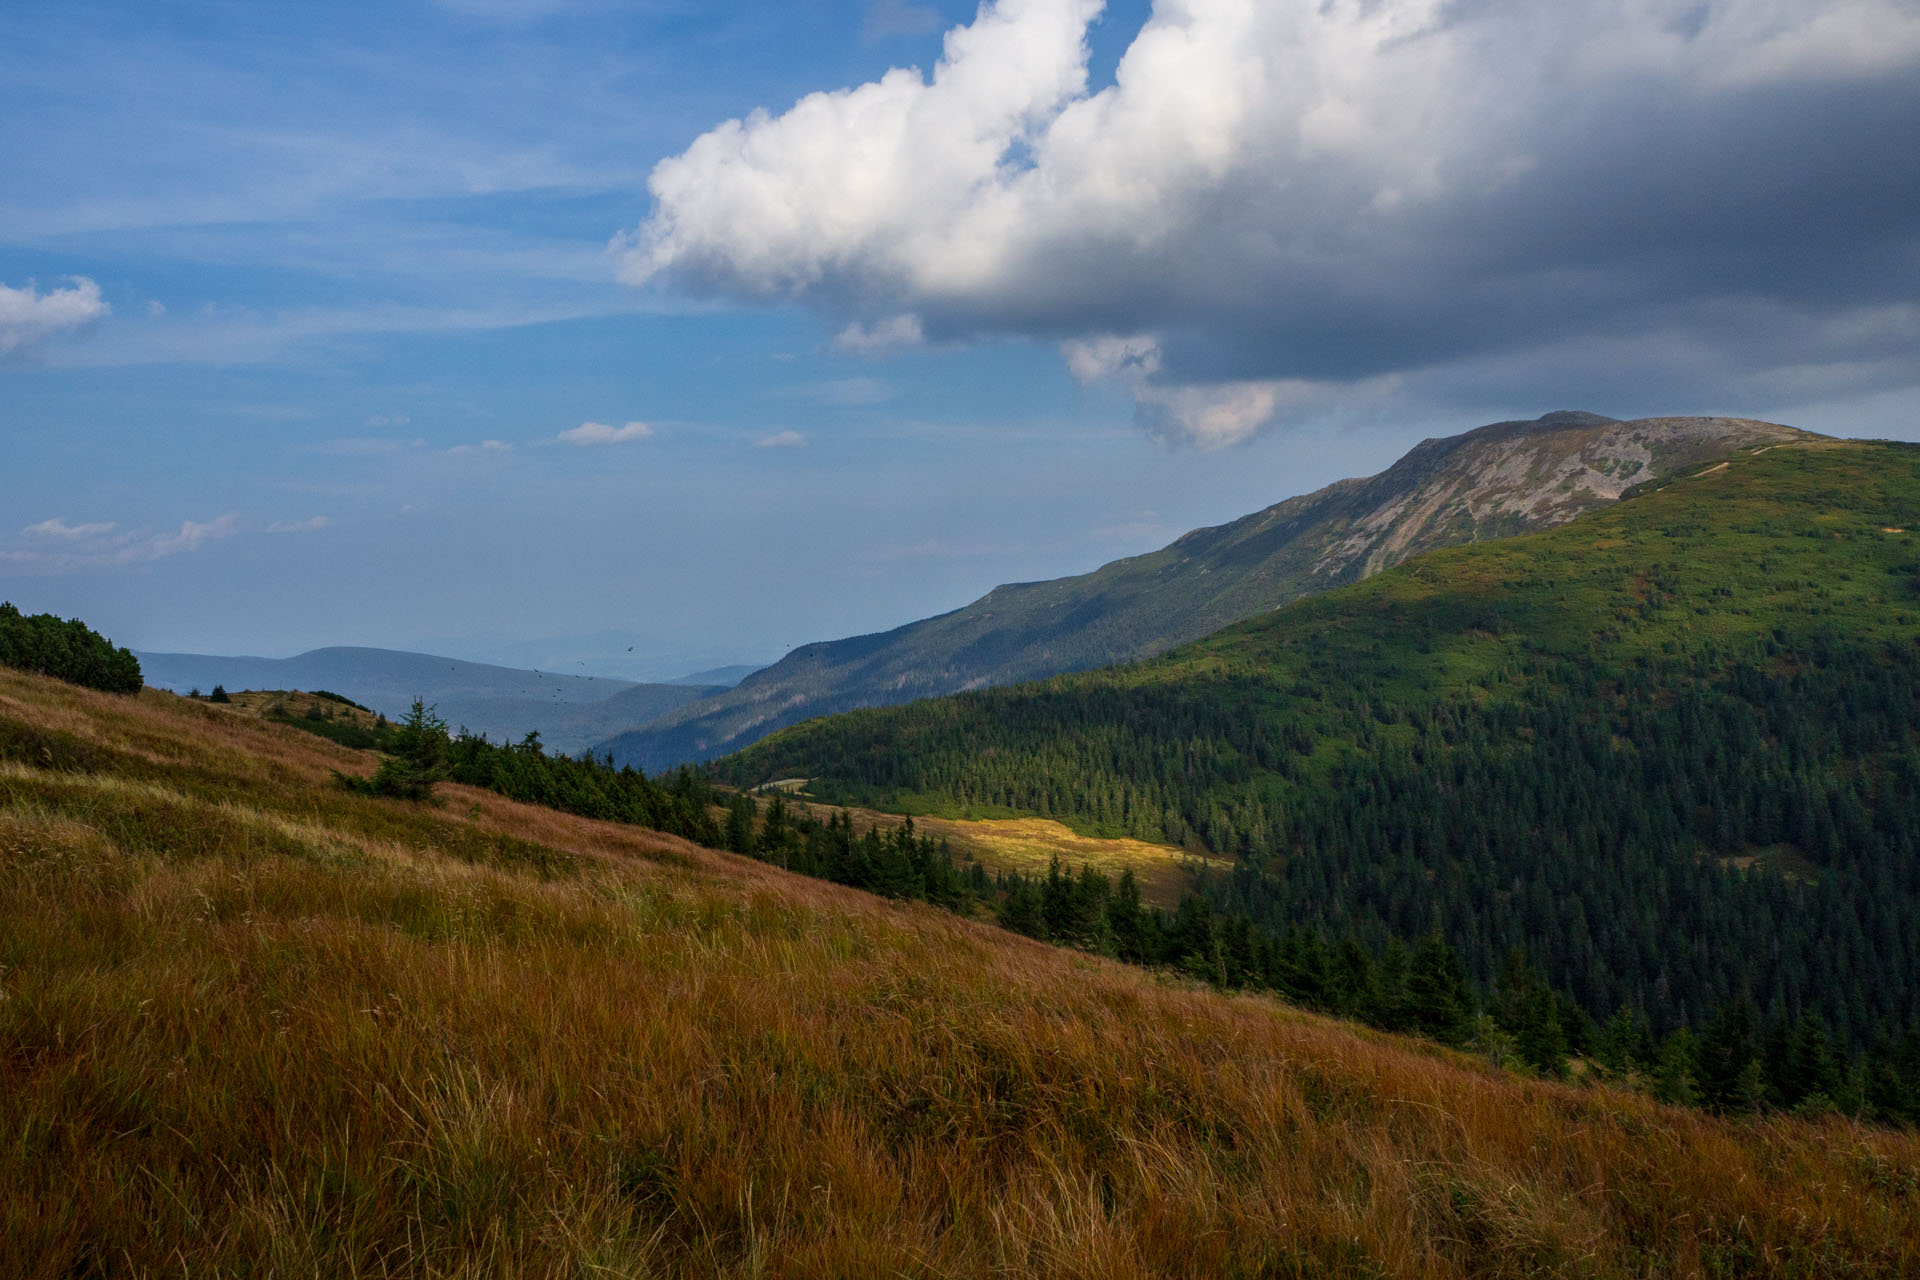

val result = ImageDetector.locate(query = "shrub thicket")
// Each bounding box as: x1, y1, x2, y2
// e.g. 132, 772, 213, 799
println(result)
0, 602, 141, 693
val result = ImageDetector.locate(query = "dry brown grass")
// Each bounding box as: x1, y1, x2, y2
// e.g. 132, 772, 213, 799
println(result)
3, 667, 1918, 1277
216, 688, 384, 730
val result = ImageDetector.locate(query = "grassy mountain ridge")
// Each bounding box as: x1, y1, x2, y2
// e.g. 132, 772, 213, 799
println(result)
4, 668, 1920, 1274
603, 412, 1804, 772
716, 439, 1920, 1048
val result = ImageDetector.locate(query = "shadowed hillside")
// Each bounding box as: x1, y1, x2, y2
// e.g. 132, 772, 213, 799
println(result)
606, 412, 1804, 771
4, 666, 1918, 1275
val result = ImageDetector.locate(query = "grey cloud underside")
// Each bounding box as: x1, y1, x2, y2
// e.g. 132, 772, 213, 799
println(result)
965, 81, 1920, 384
596, 411, 1807, 773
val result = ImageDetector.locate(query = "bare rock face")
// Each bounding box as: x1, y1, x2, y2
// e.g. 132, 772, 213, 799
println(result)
1312, 413, 1803, 581
600, 412, 1809, 772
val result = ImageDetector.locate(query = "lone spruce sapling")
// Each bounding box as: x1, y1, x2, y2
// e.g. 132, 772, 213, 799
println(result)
339, 698, 450, 802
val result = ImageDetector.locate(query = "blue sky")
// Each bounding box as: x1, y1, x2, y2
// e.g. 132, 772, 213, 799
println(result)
5, 0, 1918, 679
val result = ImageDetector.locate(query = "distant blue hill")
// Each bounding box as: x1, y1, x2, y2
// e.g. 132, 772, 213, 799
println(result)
666, 664, 765, 687
134, 645, 731, 757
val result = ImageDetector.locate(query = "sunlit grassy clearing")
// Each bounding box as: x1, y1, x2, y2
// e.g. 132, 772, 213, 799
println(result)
784, 798, 1226, 908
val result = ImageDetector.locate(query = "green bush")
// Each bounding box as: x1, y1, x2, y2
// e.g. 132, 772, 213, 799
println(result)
0, 602, 142, 693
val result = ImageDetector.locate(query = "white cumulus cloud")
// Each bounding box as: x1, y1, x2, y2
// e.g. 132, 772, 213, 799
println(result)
0, 278, 110, 359
1065, 332, 1331, 447
619, 0, 1920, 444
557, 420, 654, 445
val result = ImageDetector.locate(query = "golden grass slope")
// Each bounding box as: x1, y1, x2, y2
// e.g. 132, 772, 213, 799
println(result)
785, 798, 1228, 909
3, 667, 1918, 1278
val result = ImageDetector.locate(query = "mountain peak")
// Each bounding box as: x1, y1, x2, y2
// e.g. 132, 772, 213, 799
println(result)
1531, 409, 1620, 429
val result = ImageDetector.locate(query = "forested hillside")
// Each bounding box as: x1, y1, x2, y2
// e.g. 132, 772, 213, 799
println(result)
605, 412, 1802, 771
718, 440, 1920, 1051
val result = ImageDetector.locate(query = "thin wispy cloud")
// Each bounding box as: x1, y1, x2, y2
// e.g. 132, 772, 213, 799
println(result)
755, 430, 806, 448
298, 437, 425, 457
2, 514, 241, 572
265, 516, 331, 533
33, 295, 664, 371
557, 420, 653, 445
23, 518, 117, 540
776, 377, 892, 407
831, 314, 923, 357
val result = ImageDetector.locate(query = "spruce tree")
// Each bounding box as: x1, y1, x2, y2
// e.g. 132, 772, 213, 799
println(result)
1407, 931, 1473, 1046
344, 699, 450, 802
1107, 869, 1148, 963
1696, 999, 1761, 1113
724, 795, 756, 854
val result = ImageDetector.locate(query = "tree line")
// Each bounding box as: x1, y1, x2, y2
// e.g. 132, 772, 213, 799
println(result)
347, 702, 1920, 1128
729, 792, 1920, 1128
340, 699, 720, 847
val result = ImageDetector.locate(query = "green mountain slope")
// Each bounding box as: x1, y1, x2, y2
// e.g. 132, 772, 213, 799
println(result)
602, 411, 1804, 772
717, 439, 1920, 1048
